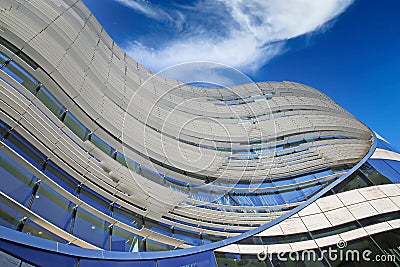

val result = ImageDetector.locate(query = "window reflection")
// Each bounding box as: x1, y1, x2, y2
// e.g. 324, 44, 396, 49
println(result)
22, 219, 66, 243
73, 207, 110, 249
0, 149, 38, 206
111, 226, 144, 252
30, 183, 74, 231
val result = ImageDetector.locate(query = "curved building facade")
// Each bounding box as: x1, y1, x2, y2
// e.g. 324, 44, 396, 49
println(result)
0, 1, 399, 266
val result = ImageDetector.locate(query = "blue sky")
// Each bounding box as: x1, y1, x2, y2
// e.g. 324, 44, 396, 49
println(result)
82, 0, 399, 148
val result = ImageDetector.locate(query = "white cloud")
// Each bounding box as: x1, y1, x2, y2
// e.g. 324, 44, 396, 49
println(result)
114, 0, 172, 22
115, 0, 354, 82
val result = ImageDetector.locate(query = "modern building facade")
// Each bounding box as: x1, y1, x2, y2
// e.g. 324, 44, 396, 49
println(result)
0, 0, 399, 266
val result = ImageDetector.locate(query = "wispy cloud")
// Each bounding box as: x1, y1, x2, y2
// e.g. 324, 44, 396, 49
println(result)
114, 0, 185, 30
114, 0, 354, 83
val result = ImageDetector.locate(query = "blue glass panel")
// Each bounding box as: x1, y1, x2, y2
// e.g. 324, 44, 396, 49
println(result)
294, 174, 315, 183
377, 138, 400, 153
273, 178, 295, 187
4, 132, 46, 169
384, 160, 400, 178
63, 112, 89, 141
2, 61, 38, 93
314, 169, 333, 178
140, 166, 163, 184
44, 161, 78, 196
80, 185, 111, 215
202, 233, 224, 244
90, 134, 114, 156
301, 183, 322, 197
36, 86, 65, 117
0, 52, 9, 65
258, 193, 284, 206
369, 159, 400, 183
2, 64, 23, 83
215, 252, 269, 266
359, 162, 391, 185
145, 220, 172, 237
232, 195, 262, 206
0, 120, 10, 138
0, 149, 38, 206
116, 152, 128, 167
0, 250, 22, 266
111, 226, 144, 252
0, 240, 77, 267
112, 205, 142, 229
80, 259, 155, 267
158, 251, 217, 267
22, 219, 66, 243
73, 207, 110, 249
174, 227, 202, 246
280, 189, 305, 204
145, 239, 173, 251
30, 183, 74, 231
0, 200, 23, 230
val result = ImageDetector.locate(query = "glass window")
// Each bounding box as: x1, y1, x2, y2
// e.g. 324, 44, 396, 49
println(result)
111, 226, 144, 252
144, 220, 172, 237
237, 236, 263, 245
368, 159, 400, 183
126, 157, 140, 171
140, 166, 163, 184
0, 37, 19, 54
214, 252, 266, 267
63, 112, 89, 141
377, 139, 400, 154
314, 169, 333, 178
359, 162, 392, 185
113, 205, 142, 229
79, 259, 154, 267
311, 222, 358, 239
73, 207, 110, 249
0, 52, 9, 66
258, 193, 285, 206
359, 211, 400, 227
334, 171, 373, 193
36, 87, 65, 118
322, 236, 385, 266
241, 232, 311, 245
2, 61, 38, 93
280, 188, 305, 204
0, 250, 22, 267
0, 200, 23, 230
43, 161, 79, 196
0, 149, 38, 206
0, 119, 10, 138
145, 239, 173, 252
384, 160, 400, 178
273, 178, 295, 187
301, 183, 323, 198
174, 227, 202, 246
16, 53, 38, 70
201, 233, 225, 245
90, 134, 114, 156
80, 185, 111, 215
371, 229, 400, 264
116, 152, 128, 167
158, 251, 217, 267
30, 183, 74, 231
294, 174, 316, 183
4, 132, 46, 170
269, 250, 329, 267
22, 219, 66, 243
